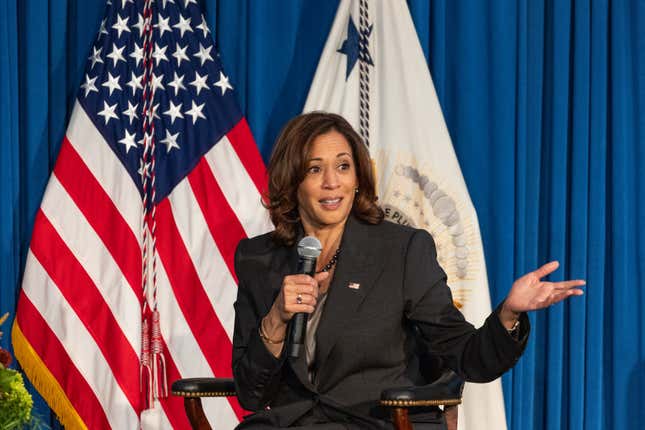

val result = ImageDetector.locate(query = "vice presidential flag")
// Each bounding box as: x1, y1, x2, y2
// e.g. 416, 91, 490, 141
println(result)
304, 1, 507, 429
12, 0, 271, 428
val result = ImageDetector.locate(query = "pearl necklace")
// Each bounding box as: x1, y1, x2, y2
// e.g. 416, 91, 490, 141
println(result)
318, 248, 341, 273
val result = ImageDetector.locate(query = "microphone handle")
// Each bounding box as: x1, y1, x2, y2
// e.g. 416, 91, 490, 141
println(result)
288, 256, 317, 358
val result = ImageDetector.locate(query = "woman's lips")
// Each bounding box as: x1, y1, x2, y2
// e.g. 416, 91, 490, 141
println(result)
319, 197, 342, 210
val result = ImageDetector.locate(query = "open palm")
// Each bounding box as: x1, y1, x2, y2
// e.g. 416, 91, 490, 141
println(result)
504, 261, 585, 314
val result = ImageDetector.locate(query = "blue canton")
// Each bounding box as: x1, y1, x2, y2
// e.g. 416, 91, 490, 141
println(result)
78, 0, 241, 202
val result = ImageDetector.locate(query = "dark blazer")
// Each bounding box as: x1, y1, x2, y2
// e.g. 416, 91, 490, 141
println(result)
232, 216, 529, 428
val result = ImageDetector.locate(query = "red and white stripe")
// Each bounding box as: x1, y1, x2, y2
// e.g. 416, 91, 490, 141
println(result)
16, 101, 272, 429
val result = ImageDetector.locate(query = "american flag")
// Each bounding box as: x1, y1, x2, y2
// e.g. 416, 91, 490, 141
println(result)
12, 0, 271, 428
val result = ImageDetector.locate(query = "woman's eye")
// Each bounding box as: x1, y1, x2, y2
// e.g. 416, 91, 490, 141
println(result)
307, 165, 321, 174
338, 162, 351, 170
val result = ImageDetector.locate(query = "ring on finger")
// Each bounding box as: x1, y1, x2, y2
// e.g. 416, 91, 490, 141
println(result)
296, 294, 303, 304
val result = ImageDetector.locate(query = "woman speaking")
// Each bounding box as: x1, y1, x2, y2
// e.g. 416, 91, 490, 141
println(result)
231, 112, 584, 429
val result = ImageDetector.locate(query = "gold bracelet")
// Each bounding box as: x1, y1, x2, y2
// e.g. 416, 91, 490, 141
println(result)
259, 318, 285, 344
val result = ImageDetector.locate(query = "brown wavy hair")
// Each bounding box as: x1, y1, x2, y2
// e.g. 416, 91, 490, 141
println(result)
266, 111, 384, 245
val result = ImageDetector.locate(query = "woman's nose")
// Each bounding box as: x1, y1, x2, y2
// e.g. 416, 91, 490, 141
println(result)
322, 169, 339, 188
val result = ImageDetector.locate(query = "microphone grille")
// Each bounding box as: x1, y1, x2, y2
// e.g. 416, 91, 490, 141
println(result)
297, 236, 322, 259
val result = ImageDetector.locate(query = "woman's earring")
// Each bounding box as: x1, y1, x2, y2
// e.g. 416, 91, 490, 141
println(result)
354, 188, 359, 194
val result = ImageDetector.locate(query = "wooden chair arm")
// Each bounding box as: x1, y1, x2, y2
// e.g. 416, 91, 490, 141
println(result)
380, 369, 464, 430
171, 377, 236, 398
171, 378, 236, 430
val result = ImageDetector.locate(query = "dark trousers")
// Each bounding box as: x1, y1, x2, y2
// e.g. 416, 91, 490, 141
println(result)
236, 402, 447, 430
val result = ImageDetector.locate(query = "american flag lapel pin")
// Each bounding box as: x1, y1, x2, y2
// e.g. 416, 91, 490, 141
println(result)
348, 282, 360, 290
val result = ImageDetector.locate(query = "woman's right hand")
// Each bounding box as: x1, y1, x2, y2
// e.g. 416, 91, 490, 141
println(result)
260, 272, 329, 356
263, 271, 330, 340
268, 272, 330, 325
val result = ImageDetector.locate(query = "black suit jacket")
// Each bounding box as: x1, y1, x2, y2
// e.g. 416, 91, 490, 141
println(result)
232, 216, 529, 428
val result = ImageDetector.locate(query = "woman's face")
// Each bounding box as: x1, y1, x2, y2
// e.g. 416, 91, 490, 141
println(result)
297, 130, 358, 232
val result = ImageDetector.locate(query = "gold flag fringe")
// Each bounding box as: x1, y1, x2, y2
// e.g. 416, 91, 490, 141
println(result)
11, 321, 88, 430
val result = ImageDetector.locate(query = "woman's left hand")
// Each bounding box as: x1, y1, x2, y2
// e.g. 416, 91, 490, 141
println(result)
500, 261, 585, 327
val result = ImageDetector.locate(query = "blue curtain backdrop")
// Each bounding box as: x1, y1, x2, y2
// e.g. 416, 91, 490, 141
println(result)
1, 1, 643, 429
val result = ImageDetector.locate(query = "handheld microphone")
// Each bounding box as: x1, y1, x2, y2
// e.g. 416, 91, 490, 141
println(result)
288, 236, 322, 358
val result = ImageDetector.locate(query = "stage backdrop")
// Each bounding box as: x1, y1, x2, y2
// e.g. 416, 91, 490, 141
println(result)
1, 1, 643, 429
